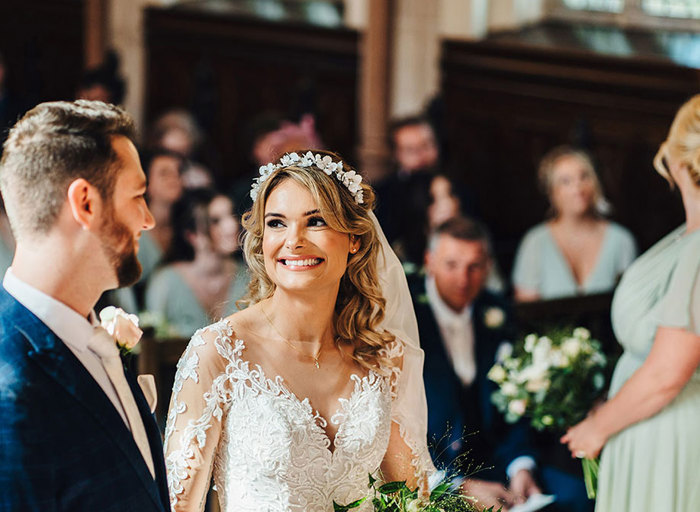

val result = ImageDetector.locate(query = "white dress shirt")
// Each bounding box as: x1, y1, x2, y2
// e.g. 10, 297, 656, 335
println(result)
426, 276, 477, 386
425, 276, 536, 479
3, 268, 129, 427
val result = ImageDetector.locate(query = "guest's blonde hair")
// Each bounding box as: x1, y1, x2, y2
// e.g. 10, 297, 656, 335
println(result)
241, 150, 395, 373
538, 145, 610, 217
654, 94, 700, 187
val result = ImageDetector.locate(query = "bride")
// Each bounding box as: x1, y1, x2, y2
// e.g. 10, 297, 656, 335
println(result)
164, 150, 434, 511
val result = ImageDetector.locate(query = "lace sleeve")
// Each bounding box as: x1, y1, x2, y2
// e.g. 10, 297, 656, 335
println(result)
380, 340, 436, 488
163, 321, 238, 512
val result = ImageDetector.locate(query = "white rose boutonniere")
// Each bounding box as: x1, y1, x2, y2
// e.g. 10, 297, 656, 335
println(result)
484, 306, 505, 329
99, 306, 143, 353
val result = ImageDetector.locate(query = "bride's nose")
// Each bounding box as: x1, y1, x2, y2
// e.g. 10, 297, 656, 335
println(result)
284, 225, 305, 250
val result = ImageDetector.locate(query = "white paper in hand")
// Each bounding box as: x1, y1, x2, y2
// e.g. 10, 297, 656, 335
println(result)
509, 494, 556, 512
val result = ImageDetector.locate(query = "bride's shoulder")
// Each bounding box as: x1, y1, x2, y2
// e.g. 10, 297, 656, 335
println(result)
183, 317, 246, 370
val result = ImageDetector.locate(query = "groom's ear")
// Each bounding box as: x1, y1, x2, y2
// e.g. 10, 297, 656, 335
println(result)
66, 178, 102, 230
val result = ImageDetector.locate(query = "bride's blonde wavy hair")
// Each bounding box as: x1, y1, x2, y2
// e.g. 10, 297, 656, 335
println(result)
241, 150, 396, 373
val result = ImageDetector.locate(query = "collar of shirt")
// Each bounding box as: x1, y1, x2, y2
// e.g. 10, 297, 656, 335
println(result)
3, 268, 99, 352
425, 276, 472, 329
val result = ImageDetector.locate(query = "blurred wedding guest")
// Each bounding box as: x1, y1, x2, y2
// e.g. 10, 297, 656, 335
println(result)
148, 108, 221, 185
76, 51, 126, 105
145, 189, 248, 338
138, 148, 185, 284
562, 94, 700, 512
231, 112, 323, 215
414, 217, 590, 512
427, 174, 461, 230
512, 146, 636, 301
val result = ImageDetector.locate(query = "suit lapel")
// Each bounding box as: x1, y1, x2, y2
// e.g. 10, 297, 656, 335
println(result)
6, 296, 165, 511
124, 369, 170, 509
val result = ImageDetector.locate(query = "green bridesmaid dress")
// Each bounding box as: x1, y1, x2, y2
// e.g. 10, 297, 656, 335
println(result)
596, 225, 700, 511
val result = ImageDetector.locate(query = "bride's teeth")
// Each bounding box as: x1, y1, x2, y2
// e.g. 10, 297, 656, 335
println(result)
284, 258, 320, 266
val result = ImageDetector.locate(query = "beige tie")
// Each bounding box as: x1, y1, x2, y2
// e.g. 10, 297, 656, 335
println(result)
89, 326, 155, 478
445, 316, 477, 387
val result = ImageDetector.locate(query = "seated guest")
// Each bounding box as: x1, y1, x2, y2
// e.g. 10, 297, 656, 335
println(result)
138, 148, 185, 284
375, 116, 439, 263
512, 146, 636, 302
145, 189, 248, 337
414, 216, 590, 512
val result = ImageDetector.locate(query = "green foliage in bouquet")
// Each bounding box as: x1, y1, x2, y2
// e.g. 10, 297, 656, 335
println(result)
333, 474, 500, 512
488, 327, 608, 431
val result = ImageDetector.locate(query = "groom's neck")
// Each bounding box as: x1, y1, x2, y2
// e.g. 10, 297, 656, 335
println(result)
11, 237, 106, 318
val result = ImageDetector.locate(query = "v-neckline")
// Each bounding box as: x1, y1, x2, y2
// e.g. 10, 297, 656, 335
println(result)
546, 222, 611, 291
225, 327, 379, 457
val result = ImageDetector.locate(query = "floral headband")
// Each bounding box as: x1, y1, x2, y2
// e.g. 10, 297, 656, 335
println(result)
250, 151, 364, 204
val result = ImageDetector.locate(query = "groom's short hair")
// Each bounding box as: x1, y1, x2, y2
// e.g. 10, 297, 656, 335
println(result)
0, 100, 136, 238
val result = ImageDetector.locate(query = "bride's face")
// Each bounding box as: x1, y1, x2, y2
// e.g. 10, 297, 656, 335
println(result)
262, 178, 359, 294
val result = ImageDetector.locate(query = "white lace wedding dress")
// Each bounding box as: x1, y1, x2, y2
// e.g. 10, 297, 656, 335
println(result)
164, 319, 433, 512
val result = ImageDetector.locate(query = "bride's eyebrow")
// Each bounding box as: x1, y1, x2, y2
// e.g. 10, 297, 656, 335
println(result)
264, 209, 320, 219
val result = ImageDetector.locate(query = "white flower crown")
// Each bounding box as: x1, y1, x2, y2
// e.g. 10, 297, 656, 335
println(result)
250, 151, 364, 204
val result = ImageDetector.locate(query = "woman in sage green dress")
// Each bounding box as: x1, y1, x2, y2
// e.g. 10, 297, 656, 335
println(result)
145, 189, 248, 337
562, 94, 700, 511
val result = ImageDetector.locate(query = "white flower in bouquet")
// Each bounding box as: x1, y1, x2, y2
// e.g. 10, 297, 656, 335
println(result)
548, 348, 570, 369
524, 334, 538, 353
496, 341, 513, 362
487, 365, 507, 384
515, 362, 549, 384
573, 327, 591, 340
508, 398, 527, 416
405, 498, 423, 512
532, 336, 552, 364
525, 377, 550, 393
562, 337, 582, 358
501, 381, 519, 397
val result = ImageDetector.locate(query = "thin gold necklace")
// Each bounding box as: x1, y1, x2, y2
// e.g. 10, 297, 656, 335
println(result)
262, 305, 323, 369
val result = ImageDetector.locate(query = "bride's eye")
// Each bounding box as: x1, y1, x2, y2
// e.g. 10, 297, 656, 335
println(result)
266, 219, 285, 228
308, 216, 327, 227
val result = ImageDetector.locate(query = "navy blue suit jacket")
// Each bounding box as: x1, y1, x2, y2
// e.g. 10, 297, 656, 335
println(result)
410, 277, 537, 481
0, 288, 170, 512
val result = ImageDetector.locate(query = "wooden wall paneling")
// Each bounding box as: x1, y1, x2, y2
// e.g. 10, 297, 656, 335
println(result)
441, 29, 699, 277
144, 7, 359, 186
0, 0, 84, 113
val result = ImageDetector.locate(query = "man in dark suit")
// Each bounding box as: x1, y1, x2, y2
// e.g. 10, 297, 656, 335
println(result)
414, 216, 591, 512
0, 101, 169, 511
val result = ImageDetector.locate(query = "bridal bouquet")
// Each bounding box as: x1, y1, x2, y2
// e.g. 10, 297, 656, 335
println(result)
334, 474, 498, 512
487, 327, 608, 498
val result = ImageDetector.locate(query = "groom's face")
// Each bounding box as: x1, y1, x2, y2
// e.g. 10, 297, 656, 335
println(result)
99, 136, 155, 287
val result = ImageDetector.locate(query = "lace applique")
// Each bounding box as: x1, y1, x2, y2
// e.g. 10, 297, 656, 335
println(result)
164, 320, 237, 508
164, 324, 430, 512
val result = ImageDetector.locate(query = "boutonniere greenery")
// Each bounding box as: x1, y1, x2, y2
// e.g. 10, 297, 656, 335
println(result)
483, 307, 505, 329
417, 294, 430, 305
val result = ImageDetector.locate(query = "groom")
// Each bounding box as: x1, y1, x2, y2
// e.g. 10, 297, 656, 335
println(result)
0, 101, 169, 511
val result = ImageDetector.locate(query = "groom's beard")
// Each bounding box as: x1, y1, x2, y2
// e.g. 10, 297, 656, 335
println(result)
101, 212, 142, 288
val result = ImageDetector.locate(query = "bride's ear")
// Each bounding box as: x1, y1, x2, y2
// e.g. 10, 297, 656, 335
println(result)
349, 235, 360, 254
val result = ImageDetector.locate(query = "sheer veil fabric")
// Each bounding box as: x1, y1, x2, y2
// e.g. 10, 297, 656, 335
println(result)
370, 211, 435, 476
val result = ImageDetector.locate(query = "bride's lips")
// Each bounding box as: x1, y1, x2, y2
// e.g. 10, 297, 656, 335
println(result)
277, 255, 324, 270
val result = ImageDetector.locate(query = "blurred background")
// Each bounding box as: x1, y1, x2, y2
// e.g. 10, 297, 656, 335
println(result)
1, 0, 698, 274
